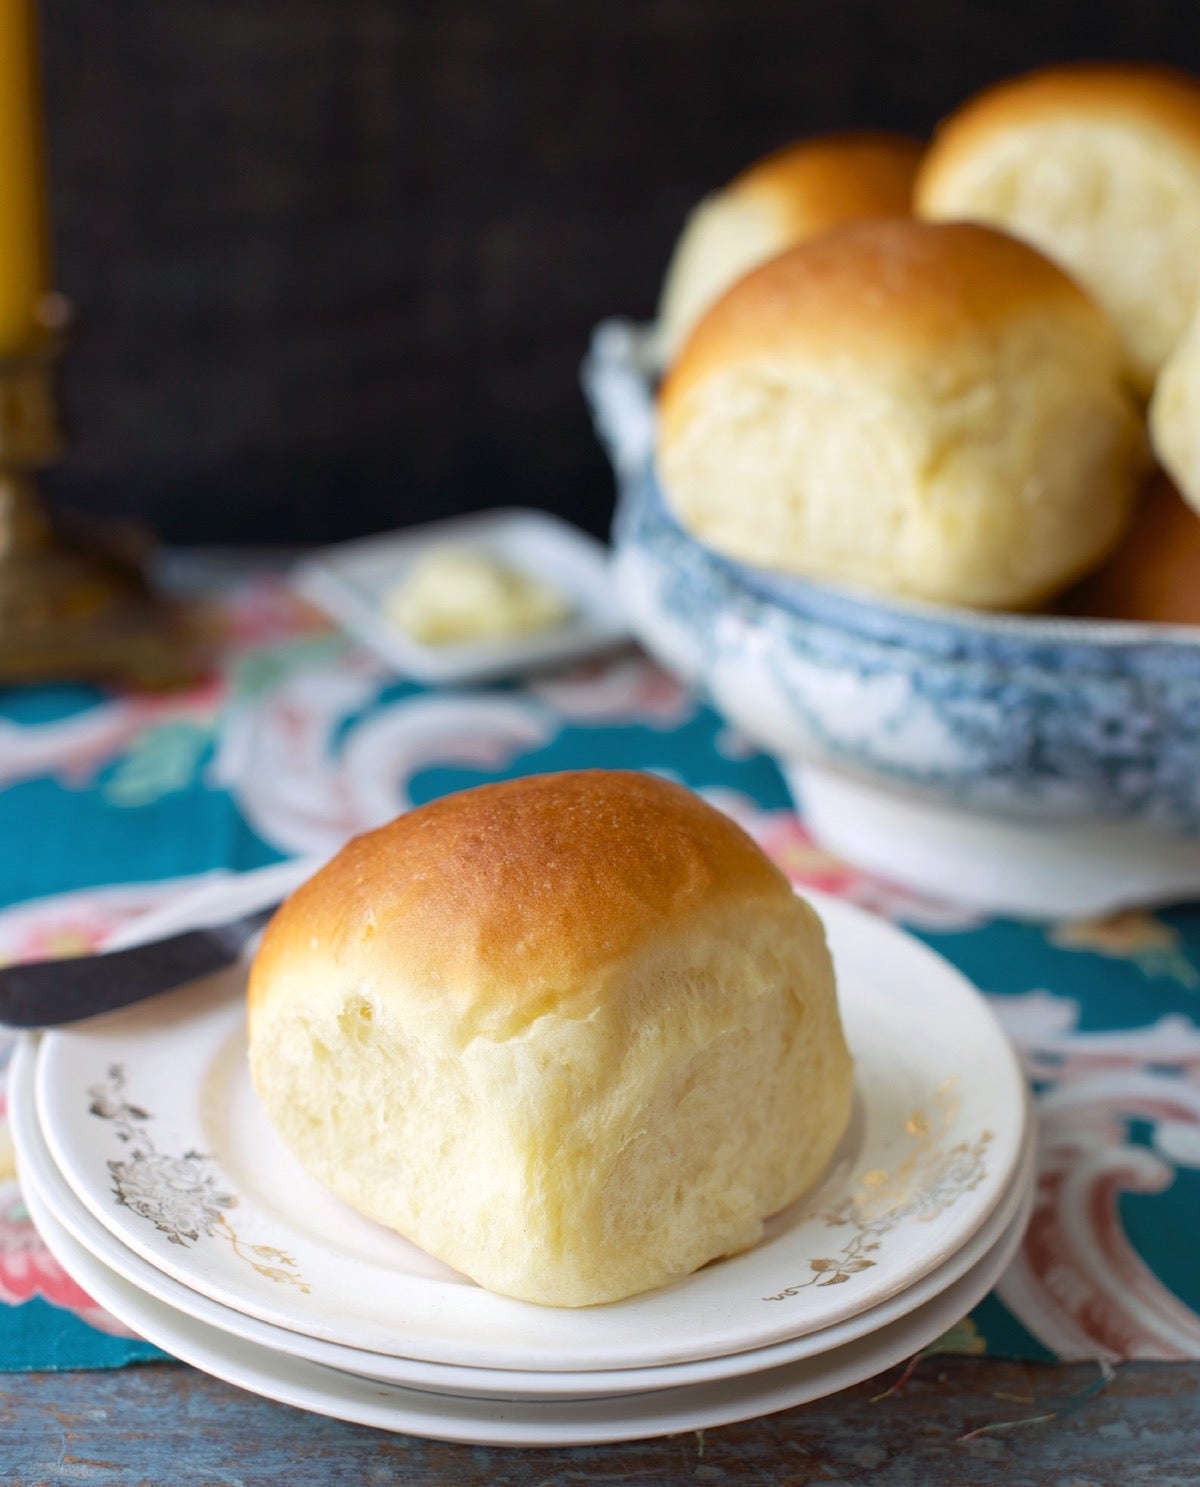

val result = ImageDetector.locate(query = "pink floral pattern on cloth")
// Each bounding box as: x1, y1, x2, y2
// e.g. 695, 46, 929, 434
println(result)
0, 574, 335, 805
0, 1109, 132, 1336
0, 883, 191, 971
0, 564, 1197, 1365
994, 994, 1200, 1361
0, 571, 341, 1349
0, 882, 201, 1339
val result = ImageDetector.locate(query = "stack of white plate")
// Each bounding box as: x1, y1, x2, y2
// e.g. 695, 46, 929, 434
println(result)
10, 880, 1034, 1447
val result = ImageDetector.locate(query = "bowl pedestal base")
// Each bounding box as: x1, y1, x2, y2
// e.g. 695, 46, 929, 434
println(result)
784, 762, 1200, 920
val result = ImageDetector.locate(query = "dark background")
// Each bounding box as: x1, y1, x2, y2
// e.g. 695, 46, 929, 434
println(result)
36, 0, 1200, 546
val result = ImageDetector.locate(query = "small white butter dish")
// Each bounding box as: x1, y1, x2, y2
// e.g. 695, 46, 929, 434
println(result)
291, 508, 630, 683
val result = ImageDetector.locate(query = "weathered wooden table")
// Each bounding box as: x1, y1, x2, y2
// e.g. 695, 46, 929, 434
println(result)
2, 1357, 1196, 1485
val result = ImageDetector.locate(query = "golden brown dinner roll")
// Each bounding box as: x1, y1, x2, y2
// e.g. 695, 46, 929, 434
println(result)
1056, 473, 1200, 626
1150, 307, 1200, 516
248, 770, 852, 1308
658, 218, 1147, 610
657, 131, 924, 364
916, 63, 1200, 392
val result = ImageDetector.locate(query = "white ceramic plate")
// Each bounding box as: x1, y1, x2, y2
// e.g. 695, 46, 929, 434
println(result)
9, 1036, 1034, 1400
291, 508, 630, 683
34, 884, 1026, 1372
21, 1170, 1033, 1447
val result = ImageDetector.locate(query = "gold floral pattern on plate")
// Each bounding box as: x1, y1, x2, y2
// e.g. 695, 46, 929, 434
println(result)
88, 1064, 308, 1292
765, 1079, 992, 1301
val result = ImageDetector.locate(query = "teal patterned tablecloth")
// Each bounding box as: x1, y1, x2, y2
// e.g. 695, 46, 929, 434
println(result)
1, 564, 1197, 1370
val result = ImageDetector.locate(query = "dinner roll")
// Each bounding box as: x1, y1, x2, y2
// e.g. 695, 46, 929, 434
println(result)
916, 63, 1200, 392
1056, 473, 1200, 625
657, 132, 924, 364
1149, 307, 1200, 516
248, 770, 852, 1308
658, 218, 1146, 610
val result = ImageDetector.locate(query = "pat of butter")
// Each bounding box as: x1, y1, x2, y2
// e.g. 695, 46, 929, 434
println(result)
385, 544, 572, 646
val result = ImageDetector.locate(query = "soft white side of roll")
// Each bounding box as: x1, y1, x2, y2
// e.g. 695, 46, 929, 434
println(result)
916, 64, 1200, 393
659, 192, 789, 366
1150, 311, 1200, 516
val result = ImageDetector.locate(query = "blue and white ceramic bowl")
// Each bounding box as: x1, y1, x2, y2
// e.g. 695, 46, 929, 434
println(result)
584, 320, 1200, 916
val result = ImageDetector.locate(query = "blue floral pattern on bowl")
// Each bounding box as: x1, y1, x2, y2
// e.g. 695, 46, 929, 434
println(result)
586, 320, 1200, 835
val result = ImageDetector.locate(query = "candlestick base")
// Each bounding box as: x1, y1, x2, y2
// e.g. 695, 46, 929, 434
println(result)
0, 309, 206, 689
0, 513, 205, 689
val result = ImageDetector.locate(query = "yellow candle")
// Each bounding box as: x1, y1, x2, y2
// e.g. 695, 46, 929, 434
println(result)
0, 0, 48, 353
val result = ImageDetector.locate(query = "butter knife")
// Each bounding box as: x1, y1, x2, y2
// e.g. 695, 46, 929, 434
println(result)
0, 903, 278, 1029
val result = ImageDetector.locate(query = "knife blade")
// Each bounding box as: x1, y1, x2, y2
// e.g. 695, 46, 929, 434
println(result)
0, 903, 278, 1029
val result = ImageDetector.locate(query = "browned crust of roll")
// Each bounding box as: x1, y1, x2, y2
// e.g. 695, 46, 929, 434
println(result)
661, 217, 1108, 434
729, 131, 924, 231
248, 770, 793, 1021
917, 62, 1200, 200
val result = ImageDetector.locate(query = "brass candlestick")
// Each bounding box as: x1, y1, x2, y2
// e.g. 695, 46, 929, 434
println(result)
0, 303, 203, 688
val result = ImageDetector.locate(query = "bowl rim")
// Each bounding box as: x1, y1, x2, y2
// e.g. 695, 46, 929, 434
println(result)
636, 464, 1200, 655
